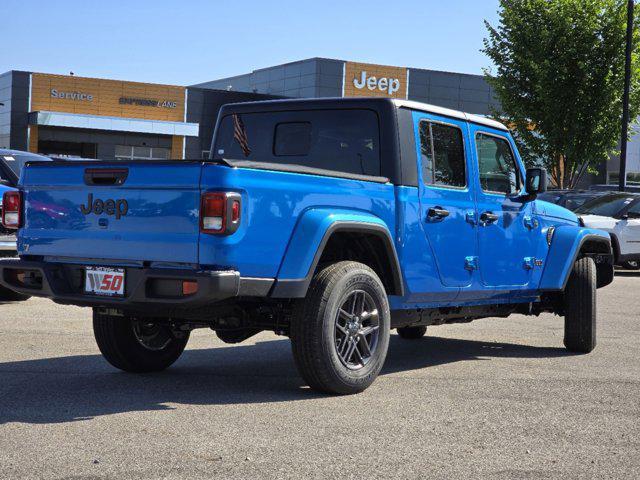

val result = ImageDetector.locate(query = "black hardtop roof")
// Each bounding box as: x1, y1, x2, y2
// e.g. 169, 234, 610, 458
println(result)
218, 97, 508, 131
211, 98, 508, 187
219, 97, 397, 113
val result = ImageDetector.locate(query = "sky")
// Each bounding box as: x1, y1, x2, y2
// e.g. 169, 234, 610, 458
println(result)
1, 0, 501, 86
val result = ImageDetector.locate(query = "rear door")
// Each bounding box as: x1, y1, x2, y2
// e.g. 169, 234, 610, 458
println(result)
416, 113, 477, 287
20, 162, 202, 264
470, 127, 535, 288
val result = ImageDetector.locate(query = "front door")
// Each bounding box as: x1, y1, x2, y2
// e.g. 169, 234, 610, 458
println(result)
618, 200, 640, 260
471, 128, 535, 288
417, 114, 477, 288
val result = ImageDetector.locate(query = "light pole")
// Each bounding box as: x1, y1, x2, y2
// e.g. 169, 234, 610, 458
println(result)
619, 0, 634, 192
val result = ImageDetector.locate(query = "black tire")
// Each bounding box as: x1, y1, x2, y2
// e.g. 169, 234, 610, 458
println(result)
397, 325, 427, 340
290, 261, 390, 395
0, 284, 31, 302
564, 256, 596, 353
620, 260, 640, 270
93, 310, 189, 372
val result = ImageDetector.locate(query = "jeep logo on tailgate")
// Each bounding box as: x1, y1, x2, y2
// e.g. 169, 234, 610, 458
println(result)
80, 193, 128, 219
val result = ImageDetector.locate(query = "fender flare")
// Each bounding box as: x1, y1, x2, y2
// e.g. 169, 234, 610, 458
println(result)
539, 226, 613, 291
609, 232, 621, 262
270, 209, 403, 298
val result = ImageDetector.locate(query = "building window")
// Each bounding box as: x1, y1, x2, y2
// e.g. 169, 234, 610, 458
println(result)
115, 145, 170, 161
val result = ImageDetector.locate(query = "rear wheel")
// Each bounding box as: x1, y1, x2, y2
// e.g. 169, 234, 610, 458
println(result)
290, 261, 390, 395
563, 257, 596, 353
0, 284, 30, 302
397, 325, 427, 340
93, 310, 189, 372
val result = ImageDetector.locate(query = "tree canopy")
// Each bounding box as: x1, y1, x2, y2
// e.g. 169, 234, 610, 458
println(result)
483, 0, 640, 188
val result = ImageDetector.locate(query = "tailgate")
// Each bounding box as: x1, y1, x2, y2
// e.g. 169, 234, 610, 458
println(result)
20, 161, 202, 264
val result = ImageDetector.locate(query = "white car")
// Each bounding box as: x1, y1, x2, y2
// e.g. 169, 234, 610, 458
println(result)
576, 192, 640, 269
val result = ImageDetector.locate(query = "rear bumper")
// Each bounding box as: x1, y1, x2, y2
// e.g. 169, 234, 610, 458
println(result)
0, 235, 16, 252
0, 258, 272, 311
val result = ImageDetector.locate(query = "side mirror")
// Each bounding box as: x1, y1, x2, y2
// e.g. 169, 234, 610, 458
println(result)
525, 168, 547, 196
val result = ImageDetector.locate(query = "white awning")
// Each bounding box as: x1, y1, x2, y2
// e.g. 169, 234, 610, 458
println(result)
29, 111, 200, 137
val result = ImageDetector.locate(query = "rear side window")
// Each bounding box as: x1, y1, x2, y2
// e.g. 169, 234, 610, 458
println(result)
214, 109, 380, 176
419, 121, 466, 188
475, 133, 521, 195
274, 122, 312, 156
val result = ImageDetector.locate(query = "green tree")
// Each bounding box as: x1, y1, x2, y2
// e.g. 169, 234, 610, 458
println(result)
483, 0, 640, 188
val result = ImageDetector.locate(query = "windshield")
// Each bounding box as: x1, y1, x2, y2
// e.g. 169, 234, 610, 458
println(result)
213, 109, 381, 177
575, 194, 638, 217
562, 193, 602, 211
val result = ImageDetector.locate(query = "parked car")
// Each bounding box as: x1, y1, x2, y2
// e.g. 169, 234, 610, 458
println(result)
537, 189, 606, 211
0, 149, 51, 300
575, 192, 640, 269
0, 98, 614, 394
0, 149, 52, 255
588, 183, 640, 193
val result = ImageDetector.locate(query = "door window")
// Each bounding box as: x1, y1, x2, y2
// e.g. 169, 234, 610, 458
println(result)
476, 133, 521, 195
419, 121, 466, 188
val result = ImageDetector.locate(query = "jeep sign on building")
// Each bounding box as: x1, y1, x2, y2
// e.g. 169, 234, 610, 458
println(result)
343, 62, 408, 99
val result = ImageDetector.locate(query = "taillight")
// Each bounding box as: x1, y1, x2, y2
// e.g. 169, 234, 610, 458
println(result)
2, 191, 22, 229
200, 192, 241, 235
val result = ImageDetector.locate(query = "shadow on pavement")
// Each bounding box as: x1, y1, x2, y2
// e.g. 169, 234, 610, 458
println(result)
614, 270, 640, 277
0, 335, 569, 425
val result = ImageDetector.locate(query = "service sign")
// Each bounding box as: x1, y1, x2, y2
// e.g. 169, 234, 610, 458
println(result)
31, 73, 186, 122
343, 62, 408, 99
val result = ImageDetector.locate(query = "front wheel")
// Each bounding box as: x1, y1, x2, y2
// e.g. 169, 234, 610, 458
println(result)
620, 260, 640, 270
290, 261, 391, 395
93, 310, 189, 372
563, 257, 596, 353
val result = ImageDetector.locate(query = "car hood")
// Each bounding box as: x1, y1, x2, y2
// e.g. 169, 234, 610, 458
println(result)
535, 200, 579, 224
579, 214, 619, 231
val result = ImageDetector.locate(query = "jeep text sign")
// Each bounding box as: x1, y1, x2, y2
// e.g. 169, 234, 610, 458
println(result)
343, 62, 408, 99
80, 193, 129, 219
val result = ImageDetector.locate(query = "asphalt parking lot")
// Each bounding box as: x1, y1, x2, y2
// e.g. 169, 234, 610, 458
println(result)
1, 274, 639, 480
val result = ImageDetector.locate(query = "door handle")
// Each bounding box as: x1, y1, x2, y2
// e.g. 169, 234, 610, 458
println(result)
427, 207, 450, 220
480, 211, 499, 225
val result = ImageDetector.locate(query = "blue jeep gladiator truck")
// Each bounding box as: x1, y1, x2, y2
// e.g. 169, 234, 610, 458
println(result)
0, 98, 614, 394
